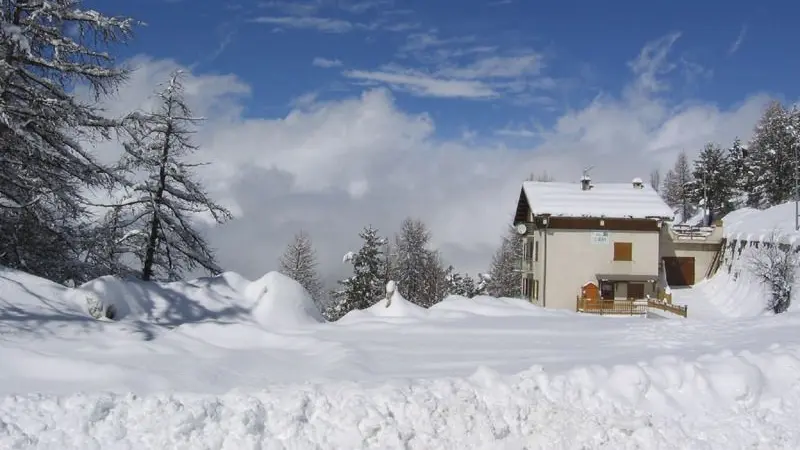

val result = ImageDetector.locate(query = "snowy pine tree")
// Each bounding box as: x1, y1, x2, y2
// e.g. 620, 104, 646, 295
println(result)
0, 1, 135, 282
329, 226, 387, 320
649, 169, 661, 192
661, 151, 694, 222
104, 71, 231, 281
279, 231, 324, 310
687, 142, 736, 220
486, 226, 522, 298
421, 249, 449, 307
393, 217, 436, 306
447, 269, 478, 297
726, 137, 751, 208
746, 101, 798, 208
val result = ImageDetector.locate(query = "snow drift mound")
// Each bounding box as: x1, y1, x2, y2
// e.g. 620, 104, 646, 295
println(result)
430, 294, 573, 317
340, 281, 427, 321
244, 271, 324, 329
70, 274, 253, 325
0, 267, 86, 322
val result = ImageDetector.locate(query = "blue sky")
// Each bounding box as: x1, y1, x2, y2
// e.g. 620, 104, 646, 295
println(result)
92, 0, 799, 141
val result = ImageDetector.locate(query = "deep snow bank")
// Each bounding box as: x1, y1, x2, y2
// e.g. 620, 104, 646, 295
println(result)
3, 346, 800, 449
1, 266, 324, 332
723, 202, 800, 245
244, 271, 324, 328
339, 284, 427, 322
68, 274, 253, 325
0, 267, 81, 319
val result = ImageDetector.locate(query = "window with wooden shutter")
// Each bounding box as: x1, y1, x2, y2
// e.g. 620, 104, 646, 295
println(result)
534, 241, 539, 262
613, 242, 633, 261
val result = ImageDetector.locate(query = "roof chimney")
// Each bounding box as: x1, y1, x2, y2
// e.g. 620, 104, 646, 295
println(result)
580, 174, 592, 191
632, 177, 644, 189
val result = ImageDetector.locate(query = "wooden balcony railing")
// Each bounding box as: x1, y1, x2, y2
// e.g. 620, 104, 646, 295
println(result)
576, 297, 647, 316
576, 296, 688, 318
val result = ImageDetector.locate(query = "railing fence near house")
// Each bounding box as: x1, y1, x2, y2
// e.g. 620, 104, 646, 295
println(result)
576, 295, 688, 318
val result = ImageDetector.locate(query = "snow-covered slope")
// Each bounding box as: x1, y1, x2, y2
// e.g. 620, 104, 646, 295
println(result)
674, 202, 800, 318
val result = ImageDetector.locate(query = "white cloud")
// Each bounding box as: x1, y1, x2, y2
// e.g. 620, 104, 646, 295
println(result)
253, 16, 353, 33
729, 24, 748, 55
628, 31, 682, 94
339, 0, 394, 14
312, 57, 343, 68
95, 37, 773, 284
259, 1, 321, 16
343, 52, 549, 100
438, 53, 542, 79
343, 68, 497, 98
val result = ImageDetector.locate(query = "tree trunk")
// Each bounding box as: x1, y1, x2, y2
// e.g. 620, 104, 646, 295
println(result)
141, 121, 173, 281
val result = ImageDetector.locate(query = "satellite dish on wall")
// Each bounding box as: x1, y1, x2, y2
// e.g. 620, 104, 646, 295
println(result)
515, 223, 527, 235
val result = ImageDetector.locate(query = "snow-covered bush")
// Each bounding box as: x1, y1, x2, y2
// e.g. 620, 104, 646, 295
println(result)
747, 230, 799, 314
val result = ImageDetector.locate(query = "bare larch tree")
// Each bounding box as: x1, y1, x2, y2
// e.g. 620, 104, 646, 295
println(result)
107, 71, 231, 281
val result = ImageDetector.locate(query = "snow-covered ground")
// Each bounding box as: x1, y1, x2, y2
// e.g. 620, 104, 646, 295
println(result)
3, 263, 800, 448
4, 203, 800, 448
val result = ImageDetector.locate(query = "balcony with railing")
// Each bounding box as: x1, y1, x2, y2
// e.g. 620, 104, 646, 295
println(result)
667, 223, 724, 244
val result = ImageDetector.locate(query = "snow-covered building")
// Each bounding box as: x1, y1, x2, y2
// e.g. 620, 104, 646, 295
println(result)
513, 176, 691, 312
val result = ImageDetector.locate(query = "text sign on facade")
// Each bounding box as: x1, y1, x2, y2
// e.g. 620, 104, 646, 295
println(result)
591, 231, 609, 244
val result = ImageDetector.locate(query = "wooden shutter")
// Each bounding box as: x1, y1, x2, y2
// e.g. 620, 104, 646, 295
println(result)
613, 242, 632, 261
628, 283, 645, 299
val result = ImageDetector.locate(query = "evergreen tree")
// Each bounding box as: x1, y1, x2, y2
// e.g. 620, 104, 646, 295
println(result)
486, 226, 522, 298
661, 151, 694, 221
279, 231, 324, 310
104, 72, 231, 281
746, 101, 798, 208
393, 217, 431, 305
447, 269, 478, 297
421, 249, 449, 307
727, 137, 751, 208
329, 226, 387, 320
0, 1, 136, 282
687, 142, 736, 220
649, 169, 661, 192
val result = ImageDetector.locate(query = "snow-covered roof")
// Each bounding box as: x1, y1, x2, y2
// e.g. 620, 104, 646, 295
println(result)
521, 181, 674, 219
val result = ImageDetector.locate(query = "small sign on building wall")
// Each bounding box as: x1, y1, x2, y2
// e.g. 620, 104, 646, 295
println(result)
590, 231, 609, 244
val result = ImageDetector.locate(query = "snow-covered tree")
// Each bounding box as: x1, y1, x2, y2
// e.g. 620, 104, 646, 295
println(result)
661, 151, 694, 221
527, 171, 554, 182
279, 231, 324, 309
393, 217, 436, 306
486, 226, 522, 298
746, 101, 798, 208
447, 269, 478, 297
421, 249, 449, 307
747, 231, 798, 314
687, 142, 736, 220
649, 169, 661, 192
329, 225, 387, 320
103, 72, 231, 281
726, 137, 750, 208
0, 1, 135, 282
